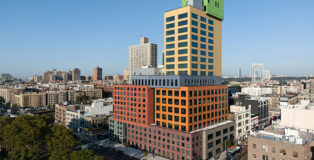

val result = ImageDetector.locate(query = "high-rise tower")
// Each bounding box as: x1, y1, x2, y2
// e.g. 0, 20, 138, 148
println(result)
164, 0, 223, 76
93, 66, 102, 81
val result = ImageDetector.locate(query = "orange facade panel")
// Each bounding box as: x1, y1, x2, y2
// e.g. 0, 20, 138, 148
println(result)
155, 85, 228, 132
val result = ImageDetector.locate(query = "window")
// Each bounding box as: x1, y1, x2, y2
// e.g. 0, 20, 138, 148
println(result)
201, 58, 206, 62
208, 52, 213, 57
178, 34, 187, 40
279, 149, 286, 156
166, 58, 174, 62
208, 19, 214, 25
192, 64, 198, 69
201, 30, 206, 36
191, 42, 198, 48
207, 142, 213, 149
216, 131, 221, 137
208, 39, 214, 44
201, 23, 206, 29
166, 50, 174, 56
200, 16, 206, 22
178, 56, 187, 61
166, 44, 174, 49
208, 32, 214, 37
208, 65, 213, 69
178, 20, 188, 26
207, 134, 213, 140
192, 35, 198, 40
192, 13, 198, 19
192, 27, 198, 33
262, 146, 268, 152
178, 13, 188, 19
178, 64, 187, 68
178, 27, 188, 33
208, 59, 214, 63
200, 44, 206, 49
200, 51, 206, 56
191, 20, 198, 26
192, 49, 198, 55
208, 26, 214, 31
178, 42, 188, 47
166, 64, 174, 69
178, 49, 187, 54
293, 151, 298, 158
166, 23, 175, 29
200, 64, 206, 69
201, 37, 206, 42
253, 154, 256, 159
192, 56, 198, 62
271, 147, 275, 153
166, 37, 174, 42
216, 139, 221, 145
192, 71, 198, 75
166, 16, 175, 22
262, 155, 268, 160
166, 30, 174, 36
208, 45, 214, 50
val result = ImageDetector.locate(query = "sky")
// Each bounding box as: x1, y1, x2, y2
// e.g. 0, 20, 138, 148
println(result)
0, 0, 314, 79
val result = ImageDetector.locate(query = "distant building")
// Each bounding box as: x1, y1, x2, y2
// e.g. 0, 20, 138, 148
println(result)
72, 68, 81, 81
129, 37, 157, 77
123, 69, 129, 82
229, 105, 251, 141
248, 126, 314, 160
133, 65, 164, 76
310, 79, 314, 102
241, 86, 273, 97
15, 92, 47, 108
251, 64, 264, 82
93, 67, 102, 81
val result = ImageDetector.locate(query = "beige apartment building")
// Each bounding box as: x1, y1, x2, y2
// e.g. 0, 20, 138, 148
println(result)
15, 92, 47, 108
0, 88, 13, 103
248, 126, 314, 160
129, 37, 157, 76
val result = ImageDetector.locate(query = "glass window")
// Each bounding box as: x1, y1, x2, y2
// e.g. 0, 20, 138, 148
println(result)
192, 13, 198, 19
192, 56, 198, 62
178, 34, 188, 40
166, 58, 175, 62
192, 64, 198, 69
192, 27, 198, 33
178, 64, 187, 68
178, 13, 188, 19
191, 20, 198, 26
208, 32, 214, 37
201, 23, 206, 29
166, 37, 174, 42
192, 35, 198, 40
178, 27, 188, 33
178, 49, 187, 54
201, 16, 206, 22
208, 26, 214, 31
191, 49, 198, 55
178, 56, 188, 61
201, 37, 206, 42
208, 52, 214, 57
208, 39, 214, 44
208, 45, 214, 50
166, 30, 174, 36
208, 19, 214, 25
166, 23, 175, 29
166, 44, 174, 49
178, 42, 188, 47
208, 72, 213, 76
166, 50, 174, 56
200, 30, 206, 36
200, 58, 206, 62
191, 42, 198, 48
201, 64, 206, 69
192, 71, 198, 75
200, 71, 206, 76
208, 65, 213, 69
166, 16, 175, 22
178, 20, 188, 26
166, 64, 174, 69
200, 44, 206, 49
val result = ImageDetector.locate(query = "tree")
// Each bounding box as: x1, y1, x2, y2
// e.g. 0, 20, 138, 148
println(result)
0, 96, 5, 103
47, 125, 78, 160
223, 139, 232, 150
70, 149, 95, 160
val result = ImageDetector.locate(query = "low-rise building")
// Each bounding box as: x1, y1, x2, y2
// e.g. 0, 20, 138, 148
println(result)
229, 105, 251, 141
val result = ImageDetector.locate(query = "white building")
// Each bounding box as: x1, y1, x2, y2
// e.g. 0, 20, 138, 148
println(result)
241, 86, 273, 97
65, 109, 82, 130
230, 105, 252, 140
280, 101, 314, 131
133, 65, 164, 76
129, 37, 157, 77
84, 101, 113, 117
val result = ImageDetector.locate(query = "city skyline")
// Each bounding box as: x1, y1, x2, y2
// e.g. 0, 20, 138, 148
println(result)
1, 0, 314, 79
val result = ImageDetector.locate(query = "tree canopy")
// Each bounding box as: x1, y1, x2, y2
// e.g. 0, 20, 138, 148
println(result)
0, 115, 103, 160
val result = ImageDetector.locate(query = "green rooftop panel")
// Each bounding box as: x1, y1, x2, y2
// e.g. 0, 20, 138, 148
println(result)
182, 0, 224, 20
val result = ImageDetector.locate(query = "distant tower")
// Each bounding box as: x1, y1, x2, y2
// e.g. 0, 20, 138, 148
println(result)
251, 64, 263, 82
238, 68, 242, 78
93, 67, 103, 81
72, 68, 81, 81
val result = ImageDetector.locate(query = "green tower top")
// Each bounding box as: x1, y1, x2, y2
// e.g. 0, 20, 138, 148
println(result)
182, 0, 224, 20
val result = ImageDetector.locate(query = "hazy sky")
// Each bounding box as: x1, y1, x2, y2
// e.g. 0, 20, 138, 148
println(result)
0, 0, 314, 79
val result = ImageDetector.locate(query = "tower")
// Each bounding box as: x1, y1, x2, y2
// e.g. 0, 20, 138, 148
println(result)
164, 0, 223, 76
93, 67, 102, 81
